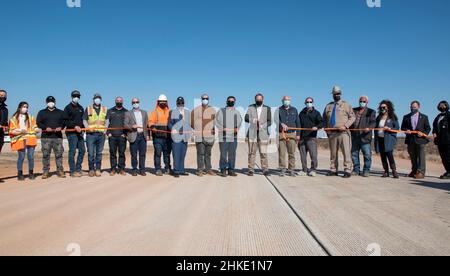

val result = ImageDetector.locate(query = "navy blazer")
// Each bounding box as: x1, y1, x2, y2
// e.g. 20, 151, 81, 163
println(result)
401, 112, 431, 145
374, 117, 399, 153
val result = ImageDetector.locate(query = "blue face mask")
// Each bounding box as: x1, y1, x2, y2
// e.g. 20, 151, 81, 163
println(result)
306, 103, 314, 108
202, 99, 209, 106
283, 101, 291, 107
133, 103, 140, 109
94, 98, 102, 105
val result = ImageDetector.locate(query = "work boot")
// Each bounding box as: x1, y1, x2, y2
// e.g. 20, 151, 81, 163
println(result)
218, 170, 228, 177
391, 164, 399, 179
42, 172, 50, 179
408, 171, 416, 178
196, 170, 205, 177
207, 170, 216, 176
140, 171, 147, 177
382, 171, 390, 178
57, 171, 66, 178
29, 171, 36, 180
18, 171, 25, 181
132, 170, 138, 177
119, 170, 127, 176
110, 170, 117, 176
95, 170, 102, 177
88, 170, 95, 177
414, 172, 425, 179
228, 170, 238, 177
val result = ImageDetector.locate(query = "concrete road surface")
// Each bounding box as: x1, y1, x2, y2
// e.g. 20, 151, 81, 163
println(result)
0, 144, 449, 256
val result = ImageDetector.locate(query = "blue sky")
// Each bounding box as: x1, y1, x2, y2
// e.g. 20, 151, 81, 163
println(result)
1, 0, 449, 118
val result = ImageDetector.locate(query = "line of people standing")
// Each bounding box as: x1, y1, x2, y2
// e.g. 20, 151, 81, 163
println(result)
0, 87, 449, 182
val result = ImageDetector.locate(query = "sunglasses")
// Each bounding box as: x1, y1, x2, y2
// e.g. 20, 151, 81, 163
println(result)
132, 102, 140, 104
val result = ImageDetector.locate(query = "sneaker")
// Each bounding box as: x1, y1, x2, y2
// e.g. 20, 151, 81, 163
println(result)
57, 171, 66, 178
308, 171, 317, 177
228, 170, 238, 177
248, 170, 254, 177
155, 170, 163, 176
110, 170, 117, 177
343, 172, 352, 178
218, 170, 228, 177
73, 172, 82, 178
351, 171, 360, 176
279, 169, 286, 177
288, 171, 296, 177
263, 170, 270, 176
440, 173, 450, 179
362, 171, 370, 178
119, 170, 127, 176
95, 170, 102, 177
298, 171, 308, 177
88, 171, 95, 177
327, 171, 338, 177
196, 170, 205, 177
207, 170, 216, 176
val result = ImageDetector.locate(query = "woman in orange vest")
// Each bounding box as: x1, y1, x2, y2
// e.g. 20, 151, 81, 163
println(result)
9, 102, 42, 181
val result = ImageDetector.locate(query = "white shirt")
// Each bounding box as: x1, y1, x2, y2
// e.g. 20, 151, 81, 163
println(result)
256, 106, 263, 120
134, 110, 143, 133
19, 115, 27, 131
378, 119, 386, 137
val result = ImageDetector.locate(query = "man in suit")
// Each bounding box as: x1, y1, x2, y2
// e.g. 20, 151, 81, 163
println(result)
401, 101, 431, 179
245, 93, 272, 176
125, 98, 150, 176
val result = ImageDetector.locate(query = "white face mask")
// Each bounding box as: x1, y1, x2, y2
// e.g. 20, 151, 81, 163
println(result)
360, 102, 367, 108
202, 99, 209, 106
94, 98, 102, 105
21, 107, 28, 114
306, 103, 314, 108
133, 103, 140, 109
47, 102, 55, 109
72, 97, 80, 104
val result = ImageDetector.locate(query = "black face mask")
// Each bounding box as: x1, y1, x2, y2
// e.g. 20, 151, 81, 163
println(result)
333, 95, 341, 102
227, 101, 235, 107
439, 107, 448, 113
256, 101, 263, 107
116, 103, 123, 108
159, 103, 167, 109
0, 97, 6, 104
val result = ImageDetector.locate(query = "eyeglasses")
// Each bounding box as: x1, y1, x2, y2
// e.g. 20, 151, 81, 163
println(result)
306, 101, 313, 104
360, 101, 367, 103
132, 102, 140, 104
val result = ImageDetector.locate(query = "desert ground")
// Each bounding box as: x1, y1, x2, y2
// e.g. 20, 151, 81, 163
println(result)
0, 140, 449, 256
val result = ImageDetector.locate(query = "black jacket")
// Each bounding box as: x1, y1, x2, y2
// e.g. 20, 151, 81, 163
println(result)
106, 107, 128, 137
64, 102, 85, 136
433, 111, 450, 145
0, 103, 8, 146
351, 107, 377, 143
37, 108, 66, 139
401, 112, 431, 145
298, 108, 323, 138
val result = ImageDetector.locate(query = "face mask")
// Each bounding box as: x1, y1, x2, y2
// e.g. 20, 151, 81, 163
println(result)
72, 97, 80, 104
333, 95, 341, 102
256, 101, 263, 107
381, 109, 388, 114
439, 106, 448, 113
47, 102, 55, 109
411, 108, 419, 114
0, 97, 6, 103
159, 102, 167, 109
283, 101, 291, 107
133, 103, 140, 109
94, 98, 102, 105
360, 102, 367, 108
202, 99, 209, 106
21, 108, 28, 114
116, 103, 123, 108
227, 101, 235, 107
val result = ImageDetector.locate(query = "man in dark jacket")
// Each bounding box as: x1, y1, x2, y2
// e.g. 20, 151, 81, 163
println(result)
401, 101, 432, 179
37, 96, 67, 179
298, 97, 323, 177
433, 101, 450, 179
276, 96, 301, 177
64, 90, 86, 177
351, 95, 377, 177
245, 93, 272, 176
107, 97, 128, 176
0, 90, 8, 183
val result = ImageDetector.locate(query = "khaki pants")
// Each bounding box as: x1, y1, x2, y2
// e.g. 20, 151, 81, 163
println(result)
328, 131, 352, 173
279, 133, 297, 171
248, 140, 269, 171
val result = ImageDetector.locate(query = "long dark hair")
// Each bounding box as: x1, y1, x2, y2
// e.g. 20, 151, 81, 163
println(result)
377, 100, 398, 121
13, 102, 30, 127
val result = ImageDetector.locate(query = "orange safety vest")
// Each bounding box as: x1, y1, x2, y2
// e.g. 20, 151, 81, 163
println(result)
9, 115, 38, 151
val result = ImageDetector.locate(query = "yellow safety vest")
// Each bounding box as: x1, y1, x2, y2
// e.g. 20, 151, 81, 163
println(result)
87, 105, 108, 132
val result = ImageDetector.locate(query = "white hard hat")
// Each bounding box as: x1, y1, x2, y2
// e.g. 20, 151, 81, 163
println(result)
158, 94, 168, 101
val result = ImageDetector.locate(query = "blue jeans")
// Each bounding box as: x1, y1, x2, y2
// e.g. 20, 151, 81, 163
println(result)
17, 146, 35, 172
67, 134, 86, 174
219, 139, 238, 171
352, 139, 372, 173
130, 133, 147, 172
172, 142, 188, 174
86, 133, 106, 171
153, 138, 172, 171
